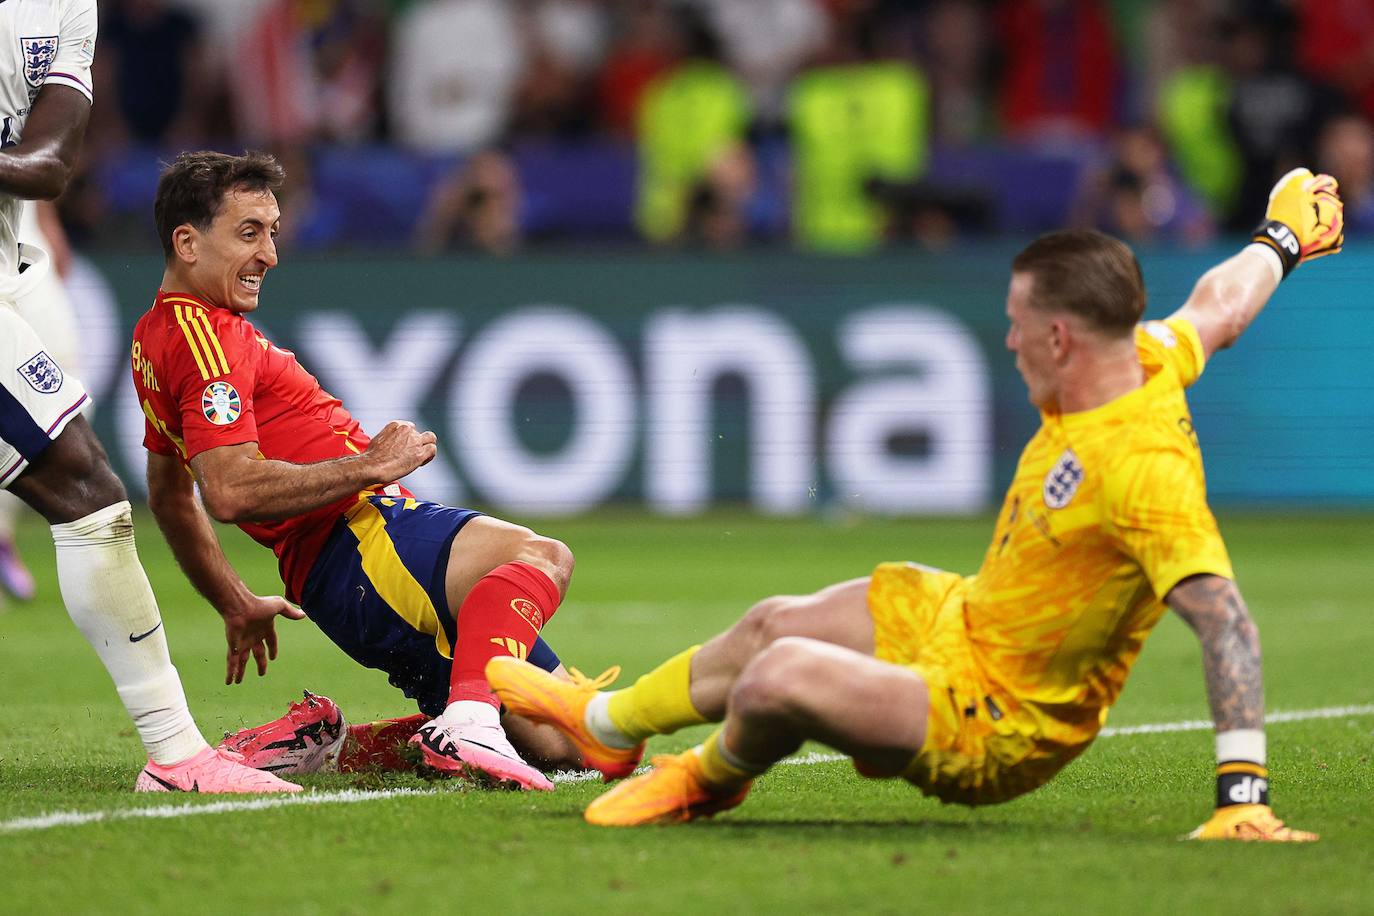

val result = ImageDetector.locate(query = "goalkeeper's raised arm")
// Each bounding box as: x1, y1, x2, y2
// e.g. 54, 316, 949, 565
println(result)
1172, 167, 1345, 360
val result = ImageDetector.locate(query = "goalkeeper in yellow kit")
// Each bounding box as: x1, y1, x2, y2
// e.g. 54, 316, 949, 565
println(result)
488, 169, 1343, 839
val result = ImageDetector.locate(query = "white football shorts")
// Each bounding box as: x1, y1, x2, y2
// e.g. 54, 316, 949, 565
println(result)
0, 305, 89, 488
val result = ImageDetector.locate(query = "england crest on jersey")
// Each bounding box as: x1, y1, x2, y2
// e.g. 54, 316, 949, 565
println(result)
1043, 448, 1084, 509
20, 35, 58, 91
19, 350, 63, 394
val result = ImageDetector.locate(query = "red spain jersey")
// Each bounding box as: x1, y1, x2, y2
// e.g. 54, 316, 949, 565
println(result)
131, 290, 401, 601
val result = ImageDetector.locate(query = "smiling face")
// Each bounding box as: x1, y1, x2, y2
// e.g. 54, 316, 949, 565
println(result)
1005, 271, 1062, 409
173, 186, 280, 313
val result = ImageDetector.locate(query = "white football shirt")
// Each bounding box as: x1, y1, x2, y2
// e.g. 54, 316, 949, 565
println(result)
0, 0, 95, 301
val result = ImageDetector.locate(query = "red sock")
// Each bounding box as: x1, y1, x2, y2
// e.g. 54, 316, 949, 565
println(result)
448, 562, 561, 708
340, 714, 426, 773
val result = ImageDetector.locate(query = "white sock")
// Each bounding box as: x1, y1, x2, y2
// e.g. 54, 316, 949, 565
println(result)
443, 699, 501, 727
584, 692, 639, 749
51, 501, 208, 765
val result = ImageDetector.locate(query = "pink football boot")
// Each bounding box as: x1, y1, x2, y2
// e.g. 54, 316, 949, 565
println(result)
218, 691, 347, 774
409, 710, 554, 791
135, 746, 302, 793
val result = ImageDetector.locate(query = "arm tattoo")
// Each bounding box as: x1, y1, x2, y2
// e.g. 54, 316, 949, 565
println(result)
1167, 575, 1264, 732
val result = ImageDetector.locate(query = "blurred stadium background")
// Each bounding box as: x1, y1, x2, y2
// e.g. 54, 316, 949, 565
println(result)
56, 0, 1374, 520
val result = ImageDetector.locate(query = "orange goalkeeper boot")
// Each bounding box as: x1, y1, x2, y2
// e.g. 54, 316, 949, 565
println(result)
583, 749, 750, 827
486, 657, 644, 781
1186, 804, 1319, 842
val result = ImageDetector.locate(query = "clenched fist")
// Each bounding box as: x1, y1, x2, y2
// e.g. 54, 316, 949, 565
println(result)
1251, 167, 1344, 276
364, 419, 438, 484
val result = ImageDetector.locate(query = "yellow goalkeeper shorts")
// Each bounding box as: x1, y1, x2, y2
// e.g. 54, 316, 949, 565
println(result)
865, 561, 1085, 806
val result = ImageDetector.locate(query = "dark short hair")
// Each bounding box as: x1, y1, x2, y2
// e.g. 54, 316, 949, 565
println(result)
1010, 229, 1145, 334
154, 150, 285, 259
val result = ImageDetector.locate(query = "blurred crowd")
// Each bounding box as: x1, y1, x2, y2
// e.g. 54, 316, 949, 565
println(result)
68, 0, 1374, 253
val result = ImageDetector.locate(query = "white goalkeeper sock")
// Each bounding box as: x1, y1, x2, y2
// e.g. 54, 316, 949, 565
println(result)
51, 501, 208, 766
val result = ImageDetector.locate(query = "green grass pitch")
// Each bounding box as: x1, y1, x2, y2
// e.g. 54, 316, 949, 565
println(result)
1, 508, 1371, 914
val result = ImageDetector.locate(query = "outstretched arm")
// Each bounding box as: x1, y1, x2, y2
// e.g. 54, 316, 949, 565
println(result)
1170, 249, 1281, 361
1171, 168, 1344, 360
1166, 574, 1317, 842
146, 451, 304, 684
190, 419, 437, 524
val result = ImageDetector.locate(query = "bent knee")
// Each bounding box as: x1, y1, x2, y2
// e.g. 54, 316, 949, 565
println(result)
729, 637, 827, 718
513, 532, 574, 597
736, 596, 809, 654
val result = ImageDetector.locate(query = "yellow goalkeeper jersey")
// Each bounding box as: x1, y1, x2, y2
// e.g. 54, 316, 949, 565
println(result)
964, 316, 1233, 748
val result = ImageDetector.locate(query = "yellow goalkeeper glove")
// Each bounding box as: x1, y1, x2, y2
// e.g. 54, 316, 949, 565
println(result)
1251, 167, 1344, 277
1186, 804, 1319, 843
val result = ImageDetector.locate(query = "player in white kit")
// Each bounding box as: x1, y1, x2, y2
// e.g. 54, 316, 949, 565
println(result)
0, 0, 297, 793
0, 200, 76, 601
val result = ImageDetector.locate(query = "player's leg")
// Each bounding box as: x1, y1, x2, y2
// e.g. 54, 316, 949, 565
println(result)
715, 637, 928, 776
410, 516, 574, 788
443, 516, 573, 706
0, 218, 79, 603
593, 576, 875, 747
7, 396, 214, 767
2, 299, 293, 791
584, 636, 930, 826
7, 415, 296, 792
667, 576, 877, 723
487, 575, 877, 779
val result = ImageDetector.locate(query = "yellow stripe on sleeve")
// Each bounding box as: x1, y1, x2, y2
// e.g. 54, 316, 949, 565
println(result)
172, 305, 212, 380
185, 308, 226, 377
345, 500, 453, 658
195, 311, 230, 376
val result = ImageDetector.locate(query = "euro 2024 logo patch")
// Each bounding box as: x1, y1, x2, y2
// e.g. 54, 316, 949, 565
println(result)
19, 350, 62, 393
20, 36, 57, 91
202, 381, 242, 425
1043, 448, 1084, 509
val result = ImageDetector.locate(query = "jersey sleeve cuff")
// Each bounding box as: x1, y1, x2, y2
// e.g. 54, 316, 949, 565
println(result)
1152, 562, 1236, 601
1162, 315, 1209, 382
183, 435, 259, 464
142, 437, 177, 457
44, 73, 93, 103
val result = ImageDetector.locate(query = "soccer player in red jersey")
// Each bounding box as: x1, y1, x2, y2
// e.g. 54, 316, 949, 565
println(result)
132, 151, 579, 790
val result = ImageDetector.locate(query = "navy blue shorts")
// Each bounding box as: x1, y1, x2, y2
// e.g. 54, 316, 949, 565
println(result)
300, 495, 560, 717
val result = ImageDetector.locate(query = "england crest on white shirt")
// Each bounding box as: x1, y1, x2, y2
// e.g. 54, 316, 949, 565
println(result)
19, 350, 62, 393
20, 35, 58, 91
1043, 448, 1084, 509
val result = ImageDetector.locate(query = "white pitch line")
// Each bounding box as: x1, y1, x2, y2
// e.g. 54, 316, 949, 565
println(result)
4, 704, 1371, 835
1098, 703, 1374, 737
0, 787, 436, 835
